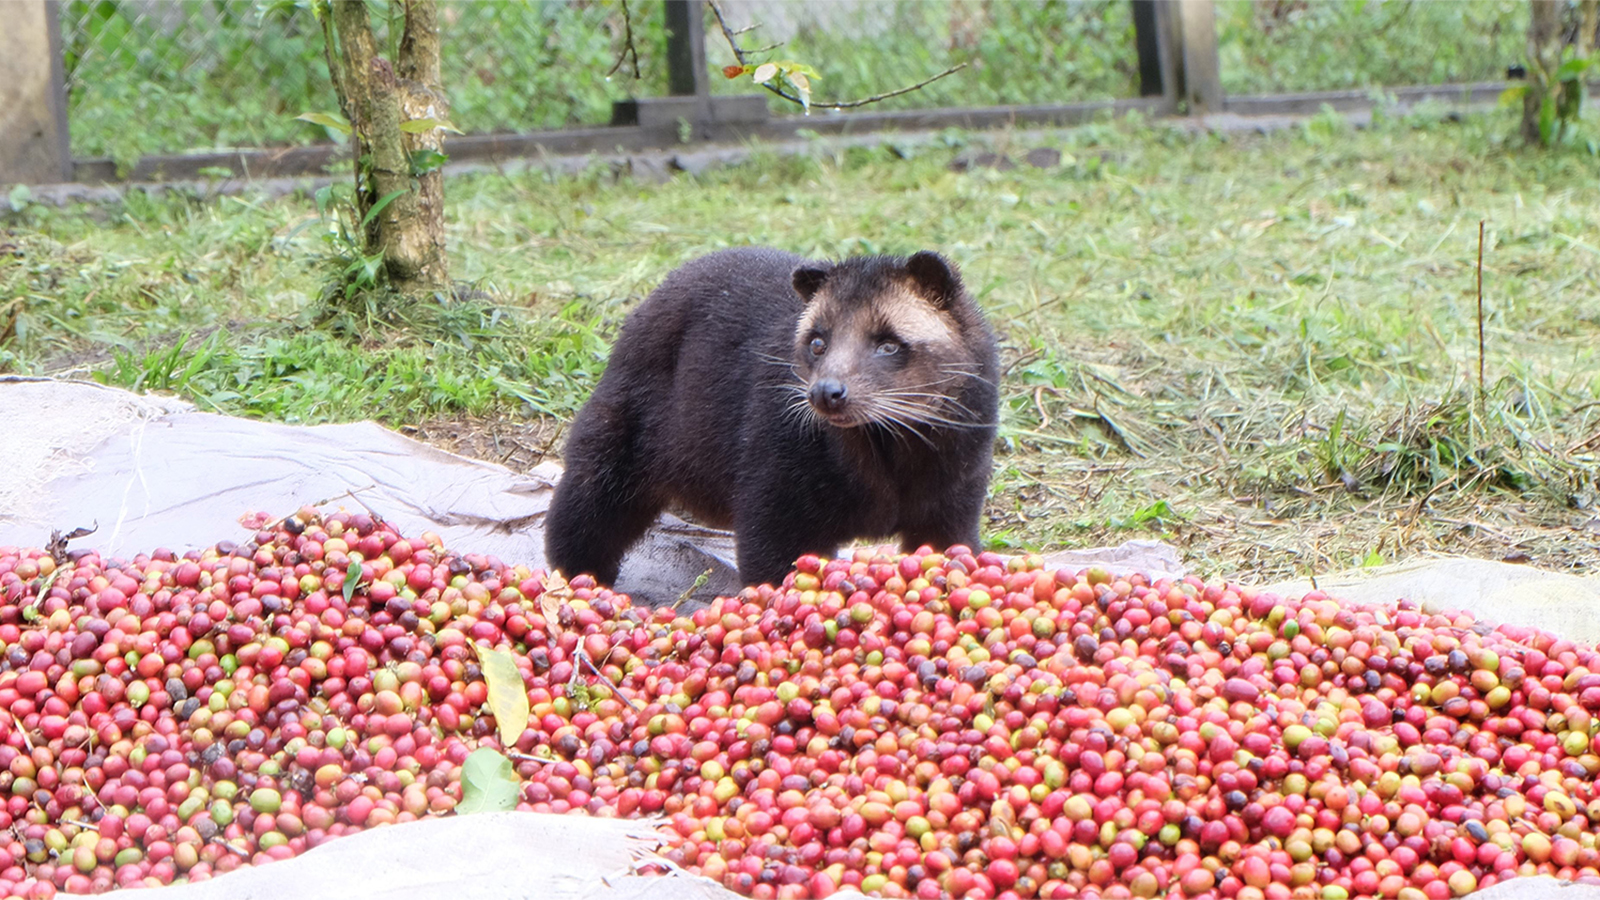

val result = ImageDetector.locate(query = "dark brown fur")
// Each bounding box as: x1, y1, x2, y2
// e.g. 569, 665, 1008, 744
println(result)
545, 247, 999, 587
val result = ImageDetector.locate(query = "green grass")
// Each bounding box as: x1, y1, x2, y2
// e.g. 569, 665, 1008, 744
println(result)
4, 105, 1598, 578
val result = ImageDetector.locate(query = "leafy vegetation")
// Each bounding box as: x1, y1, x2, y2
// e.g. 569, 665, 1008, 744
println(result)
4, 106, 1598, 579
707, 1, 1139, 110
60, 0, 667, 167
62, 0, 1538, 168
1216, 0, 1528, 95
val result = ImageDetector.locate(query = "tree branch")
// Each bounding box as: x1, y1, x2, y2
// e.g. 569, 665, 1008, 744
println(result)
395, 0, 450, 292
606, 0, 641, 79
317, 5, 351, 125
332, 0, 425, 277
1577, 0, 1598, 58
397, 0, 441, 86
329, 0, 382, 221
706, 0, 967, 110
1523, 0, 1563, 145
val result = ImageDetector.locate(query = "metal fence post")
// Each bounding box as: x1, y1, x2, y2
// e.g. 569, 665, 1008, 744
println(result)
665, 0, 714, 138
615, 0, 758, 139
665, 0, 710, 100
0, 0, 73, 185
1132, 0, 1184, 114
1131, 1, 1164, 98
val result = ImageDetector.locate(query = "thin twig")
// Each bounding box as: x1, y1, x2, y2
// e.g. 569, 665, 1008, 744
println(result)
264, 484, 383, 533
1568, 428, 1600, 454
577, 650, 643, 712
706, 0, 966, 110
606, 0, 641, 80
670, 567, 715, 611
1476, 220, 1486, 409
1432, 517, 1522, 545
507, 750, 559, 765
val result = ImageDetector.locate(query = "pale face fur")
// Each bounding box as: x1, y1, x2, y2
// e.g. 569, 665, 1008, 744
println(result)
793, 279, 977, 431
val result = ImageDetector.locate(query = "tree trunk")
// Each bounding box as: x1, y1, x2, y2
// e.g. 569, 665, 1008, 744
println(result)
396, 0, 449, 295
1558, 0, 1599, 127
1522, 0, 1563, 146
324, 0, 449, 298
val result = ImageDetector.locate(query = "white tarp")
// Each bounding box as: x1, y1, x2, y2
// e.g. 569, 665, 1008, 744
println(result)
0, 376, 744, 607
1268, 557, 1600, 647
98, 810, 871, 900
0, 377, 1186, 609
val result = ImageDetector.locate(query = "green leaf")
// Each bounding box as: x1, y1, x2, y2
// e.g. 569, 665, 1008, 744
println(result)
473, 643, 531, 747
359, 189, 408, 230
1539, 94, 1557, 146
313, 185, 334, 217
344, 252, 385, 296
1498, 85, 1528, 107
257, 0, 312, 18
295, 111, 352, 136
1556, 56, 1595, 81
457, 748, 520, 814
342, 561, 360, 604
399, 118, 463, 135
409, 148, 449, 176
7, 184, 31, 212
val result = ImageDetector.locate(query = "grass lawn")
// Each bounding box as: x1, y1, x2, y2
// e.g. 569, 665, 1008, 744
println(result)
3, 106, 1598, 583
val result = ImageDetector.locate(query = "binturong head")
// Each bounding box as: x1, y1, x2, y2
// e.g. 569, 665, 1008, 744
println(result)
790, 251, 994, 432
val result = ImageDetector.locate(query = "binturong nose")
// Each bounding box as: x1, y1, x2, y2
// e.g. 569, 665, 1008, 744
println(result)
809, 378, 848, 414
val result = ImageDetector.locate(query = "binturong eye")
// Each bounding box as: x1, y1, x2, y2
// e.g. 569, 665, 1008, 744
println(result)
809, 336, 827, 356
875, 340, 902, 356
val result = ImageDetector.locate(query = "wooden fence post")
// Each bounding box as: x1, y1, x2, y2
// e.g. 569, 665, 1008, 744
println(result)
1131, 0, 1221, 116
1177, 0, 1223, 114
0, 0, 72, 185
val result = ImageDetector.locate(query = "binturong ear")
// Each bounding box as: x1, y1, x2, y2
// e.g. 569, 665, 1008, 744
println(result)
792, 266, 830, 302
905, 251, 963, 309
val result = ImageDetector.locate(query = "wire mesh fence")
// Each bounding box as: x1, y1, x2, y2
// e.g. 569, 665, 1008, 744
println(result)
1216, 0, 1527, 96
705, 1, 1140, 111
56, 0, 1542, 169
58, 0, 1149, 164
59, 0, 670, 164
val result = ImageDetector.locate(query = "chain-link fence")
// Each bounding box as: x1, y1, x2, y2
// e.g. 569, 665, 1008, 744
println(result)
706, 1, 1140, 110
55, 0, 1545, 170
1216, 0, 1527, 96
60, 0, 671, 165
59, 0, 1149, 165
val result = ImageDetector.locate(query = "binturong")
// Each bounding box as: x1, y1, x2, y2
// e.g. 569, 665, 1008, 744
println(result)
545, 246, 1000, 588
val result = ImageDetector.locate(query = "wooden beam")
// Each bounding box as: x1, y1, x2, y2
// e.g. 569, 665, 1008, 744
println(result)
1178, 0, 1223, 114
64, 79, 1538, 187
0, 0, 72, 185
